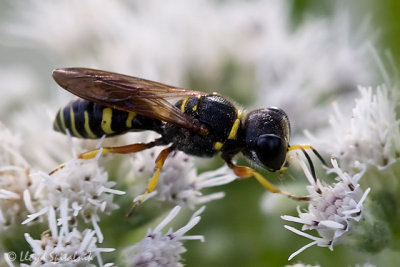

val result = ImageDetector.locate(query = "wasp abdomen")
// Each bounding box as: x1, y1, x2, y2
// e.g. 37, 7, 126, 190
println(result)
54, 98, 162, 139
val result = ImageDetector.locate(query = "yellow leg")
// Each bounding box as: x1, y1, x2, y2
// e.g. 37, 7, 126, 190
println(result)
226, 161, 310, 201
126, 146, 174, 217
78, 142, 158, 159
48, 163, 66, 175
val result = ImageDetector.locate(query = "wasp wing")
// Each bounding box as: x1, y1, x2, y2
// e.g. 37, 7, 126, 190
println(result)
52, 68, 208, 134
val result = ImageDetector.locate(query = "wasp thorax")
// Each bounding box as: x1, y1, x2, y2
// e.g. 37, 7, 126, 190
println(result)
242, 107, 291, 171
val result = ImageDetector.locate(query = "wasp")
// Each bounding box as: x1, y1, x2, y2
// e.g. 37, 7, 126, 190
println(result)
52, 68, 325, 213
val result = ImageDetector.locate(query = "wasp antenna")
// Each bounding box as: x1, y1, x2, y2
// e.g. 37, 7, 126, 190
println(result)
310, 147, 328, 167
299, 147, 317, 183
288, 144, 328, 183
289, 144, 328, 167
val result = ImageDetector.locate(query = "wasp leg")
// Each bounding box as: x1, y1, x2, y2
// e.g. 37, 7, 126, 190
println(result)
126, 145, 174, 217
49, 163, 66, 175
78, 139, 163, 159
225, 159, 310, 201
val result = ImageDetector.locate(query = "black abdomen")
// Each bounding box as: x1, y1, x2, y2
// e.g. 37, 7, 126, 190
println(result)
54, 98, 162, 138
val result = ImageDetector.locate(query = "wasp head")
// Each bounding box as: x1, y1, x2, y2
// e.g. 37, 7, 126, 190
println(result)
242, 107, 291, 171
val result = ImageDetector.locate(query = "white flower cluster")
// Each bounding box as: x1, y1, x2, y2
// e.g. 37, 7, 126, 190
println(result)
0, 121, 233, 266
309, 85, 400, 171
128, 146, 236, 209
282, 158, 370, 260
23, 156, 125, 243
8, 105, 83, 170
0, 122, 35, 229
20, 203, 114, 267
14, 154, 123, 266
0, 123, 119, 265
123, 205, 204, 267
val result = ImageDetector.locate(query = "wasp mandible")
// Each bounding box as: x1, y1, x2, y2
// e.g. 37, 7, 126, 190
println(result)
52, 68, 325, 213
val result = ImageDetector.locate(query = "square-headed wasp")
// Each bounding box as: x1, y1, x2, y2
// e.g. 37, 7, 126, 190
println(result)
52, 68, 326, 214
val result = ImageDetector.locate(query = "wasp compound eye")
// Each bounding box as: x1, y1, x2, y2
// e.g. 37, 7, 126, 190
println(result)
256, 134, 287, 171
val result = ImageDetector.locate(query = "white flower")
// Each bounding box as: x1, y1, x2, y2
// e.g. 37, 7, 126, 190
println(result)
281, 158, 370, 260
8, 105, 81, 170
0, 166, 31, 227
0, 122, 38, 228
23, 156, 125, 242
22, 203, 114, 267
308, 85, 400, 171
153, 153, 237, 209
130, 148, 236, 209
123, 205, 204, 267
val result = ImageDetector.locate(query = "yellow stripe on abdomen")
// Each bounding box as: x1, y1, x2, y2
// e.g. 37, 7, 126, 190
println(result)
84, 111, 97, 138
180, 97, 189, 112
101, 108, 115, 135
59, 108, 67, 133
125, 111, 137, 128
69, 107, 83, 138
